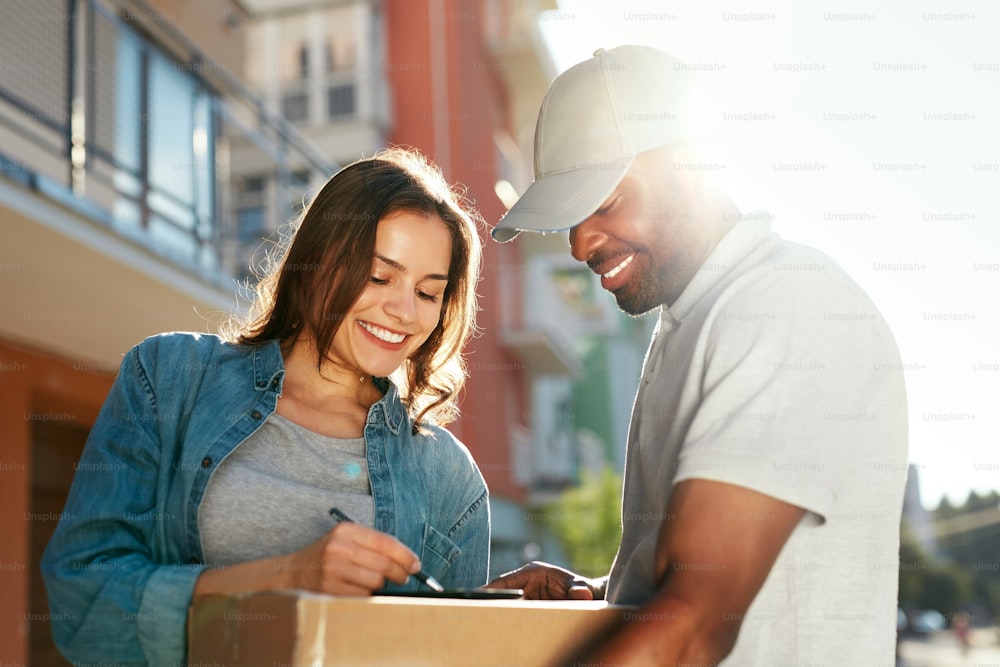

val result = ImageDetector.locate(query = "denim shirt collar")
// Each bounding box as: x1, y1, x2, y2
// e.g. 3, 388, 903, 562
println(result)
252, 340, 286, 393
251, 339, 404, 435
371, 376, 404, 435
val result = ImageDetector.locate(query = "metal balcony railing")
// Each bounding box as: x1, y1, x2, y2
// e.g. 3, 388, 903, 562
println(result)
0, 0, 336, 288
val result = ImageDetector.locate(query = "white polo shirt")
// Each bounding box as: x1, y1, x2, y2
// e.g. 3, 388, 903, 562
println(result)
606, 218, 909, 666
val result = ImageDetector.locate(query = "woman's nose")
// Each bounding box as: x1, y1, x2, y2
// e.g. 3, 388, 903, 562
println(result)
384, 284, 416, 322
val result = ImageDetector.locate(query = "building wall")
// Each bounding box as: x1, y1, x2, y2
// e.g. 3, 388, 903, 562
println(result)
0, 341, 114, 666
384, 0, 529, 504
127, 0, 248, 76
0, 0, 293, 662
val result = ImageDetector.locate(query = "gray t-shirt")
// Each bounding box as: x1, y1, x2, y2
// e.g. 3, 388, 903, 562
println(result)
607, 219, 908, 665
199, 413, 375, 566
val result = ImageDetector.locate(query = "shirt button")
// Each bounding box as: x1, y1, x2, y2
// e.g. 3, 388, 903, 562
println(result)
251, 410, 262, 420
256, 380, 266, 388
201, 457, 212, 469
270, 378, 279, 389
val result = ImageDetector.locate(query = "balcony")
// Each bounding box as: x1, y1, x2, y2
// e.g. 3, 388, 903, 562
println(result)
499, 253, 619, 377
242, 0, 390, 166
482, 0, 557, 195
0, 0, 334, 365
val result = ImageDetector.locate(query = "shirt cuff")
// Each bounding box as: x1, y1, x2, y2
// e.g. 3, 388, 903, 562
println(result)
137, 563, 207, 665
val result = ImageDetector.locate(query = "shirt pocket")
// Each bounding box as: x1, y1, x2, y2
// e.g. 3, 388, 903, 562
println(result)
419, 522, 461, 580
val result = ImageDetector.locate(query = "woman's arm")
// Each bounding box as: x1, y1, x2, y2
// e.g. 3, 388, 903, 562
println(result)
41, 347, 424, 666
439, 486, 491, 588
40, 347, 202, 665
194, 520, 421, 596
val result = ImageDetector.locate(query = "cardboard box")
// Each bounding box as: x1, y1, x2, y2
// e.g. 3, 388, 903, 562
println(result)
188, 590, 632, 666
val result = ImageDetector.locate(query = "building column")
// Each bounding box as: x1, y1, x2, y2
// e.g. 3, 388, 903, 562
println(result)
0, 346, 33, 666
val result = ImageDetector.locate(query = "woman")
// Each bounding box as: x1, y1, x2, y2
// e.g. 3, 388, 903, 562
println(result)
41, 148, 488, 665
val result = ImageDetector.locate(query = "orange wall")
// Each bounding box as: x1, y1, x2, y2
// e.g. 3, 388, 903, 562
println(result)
385, 0, 527, 501
0, 340, 114, 666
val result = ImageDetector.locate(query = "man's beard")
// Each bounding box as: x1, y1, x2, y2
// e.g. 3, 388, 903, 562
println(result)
611, 262, 675, 316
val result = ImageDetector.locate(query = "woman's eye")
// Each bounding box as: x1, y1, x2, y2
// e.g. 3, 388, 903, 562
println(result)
370, 276, 388, 285
417, 291, 439, 303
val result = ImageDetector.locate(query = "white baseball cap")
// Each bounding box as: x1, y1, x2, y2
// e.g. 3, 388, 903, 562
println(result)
492, 45, 694, 242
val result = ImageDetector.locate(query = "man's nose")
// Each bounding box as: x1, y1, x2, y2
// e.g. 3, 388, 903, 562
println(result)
569, 216, 605, 263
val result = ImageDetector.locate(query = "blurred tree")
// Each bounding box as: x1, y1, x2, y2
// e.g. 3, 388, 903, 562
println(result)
898, 522, 930, 609
544, 465, 623, 577
918, 564, 974, 617
932, 490, 1000, 619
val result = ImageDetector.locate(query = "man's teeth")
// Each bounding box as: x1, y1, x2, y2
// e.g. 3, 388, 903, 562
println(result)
360, 322, 405, 343
603, 255, 634, 280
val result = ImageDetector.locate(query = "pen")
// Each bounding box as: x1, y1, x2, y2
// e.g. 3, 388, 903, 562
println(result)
328, 507, 445, 593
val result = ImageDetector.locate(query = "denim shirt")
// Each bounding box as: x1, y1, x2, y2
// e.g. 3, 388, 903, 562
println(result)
41, 332, 490, 666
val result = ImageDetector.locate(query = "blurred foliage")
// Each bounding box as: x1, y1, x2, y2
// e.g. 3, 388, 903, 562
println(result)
543, 465, 623, 578
898, 522, 929, 606
934, 490, 1000, 620
900, 490, 1000, 622
917, 566, 974, 616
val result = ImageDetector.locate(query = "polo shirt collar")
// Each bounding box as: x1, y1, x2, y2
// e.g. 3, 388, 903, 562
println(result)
663, 214, 775, 325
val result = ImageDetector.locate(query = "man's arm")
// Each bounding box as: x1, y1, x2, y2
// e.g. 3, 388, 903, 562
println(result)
561, 478, 806, 666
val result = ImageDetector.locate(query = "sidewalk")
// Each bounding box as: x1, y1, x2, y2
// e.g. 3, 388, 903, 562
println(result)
898, 628, 1000, 667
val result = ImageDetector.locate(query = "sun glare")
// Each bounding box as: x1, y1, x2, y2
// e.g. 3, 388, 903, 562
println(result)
539, 0, 999, 509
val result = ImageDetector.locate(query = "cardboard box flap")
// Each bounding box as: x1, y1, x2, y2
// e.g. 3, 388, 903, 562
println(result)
190, 590, 632, 667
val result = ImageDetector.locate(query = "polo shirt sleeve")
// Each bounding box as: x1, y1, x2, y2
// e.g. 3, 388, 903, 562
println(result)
672, 263, 905, 523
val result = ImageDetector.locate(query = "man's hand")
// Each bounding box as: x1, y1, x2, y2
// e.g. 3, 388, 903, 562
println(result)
486, 561, 605, 600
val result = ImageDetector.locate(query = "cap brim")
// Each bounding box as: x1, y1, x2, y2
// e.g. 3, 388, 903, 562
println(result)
491, 157, 634, 242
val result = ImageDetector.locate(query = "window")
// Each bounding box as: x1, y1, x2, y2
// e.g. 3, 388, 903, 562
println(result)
322, 7, 359, 121
236, 206, 265, 244
298, 44, 309, 79
282, 91, 309, 122
327, 84, 355, 119
326, 37, 356, 72
276, 41, 310, 122
236, 175, 266, 243
99, 11, 215, 265
289, 170, 312, 215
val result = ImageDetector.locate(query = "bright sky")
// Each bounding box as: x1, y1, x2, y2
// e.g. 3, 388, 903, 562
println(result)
539, 0, 999, 510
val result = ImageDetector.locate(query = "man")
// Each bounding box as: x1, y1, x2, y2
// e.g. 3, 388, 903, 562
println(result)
489, 45, 908, 666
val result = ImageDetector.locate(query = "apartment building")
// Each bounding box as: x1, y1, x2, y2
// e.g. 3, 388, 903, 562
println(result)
1, 1, 647, 661
0, 0, 335, 662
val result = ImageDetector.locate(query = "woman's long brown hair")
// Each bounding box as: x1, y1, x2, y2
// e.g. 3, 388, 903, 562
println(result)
223, 147, 483, 429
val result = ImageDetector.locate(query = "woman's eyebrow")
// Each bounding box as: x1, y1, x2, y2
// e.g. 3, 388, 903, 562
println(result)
375, 254, 448, 281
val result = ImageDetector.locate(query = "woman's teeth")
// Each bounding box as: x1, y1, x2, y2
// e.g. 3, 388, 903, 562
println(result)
360, 321, 405, 343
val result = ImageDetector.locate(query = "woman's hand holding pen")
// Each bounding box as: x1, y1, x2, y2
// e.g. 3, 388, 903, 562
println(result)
193, 521, 422, 598
282, 521, 423, 596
